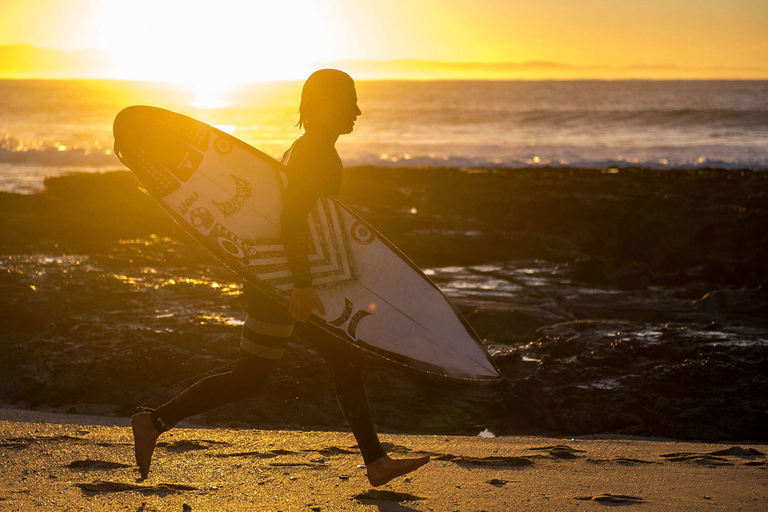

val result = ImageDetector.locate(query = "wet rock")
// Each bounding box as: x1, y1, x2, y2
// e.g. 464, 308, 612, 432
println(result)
1, 169, 767, 441
497, 320, 768, 441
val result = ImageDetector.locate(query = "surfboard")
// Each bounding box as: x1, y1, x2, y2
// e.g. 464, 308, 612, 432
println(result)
113, 105, 500, 380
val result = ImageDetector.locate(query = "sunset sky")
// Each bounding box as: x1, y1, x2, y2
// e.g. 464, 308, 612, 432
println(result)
0, 0, 766, 81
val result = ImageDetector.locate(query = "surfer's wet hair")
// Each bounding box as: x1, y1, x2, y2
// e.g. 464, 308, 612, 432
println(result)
297, 69, 355, 130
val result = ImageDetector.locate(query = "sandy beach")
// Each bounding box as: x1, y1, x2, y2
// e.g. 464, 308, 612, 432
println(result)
0, 408, 766, 511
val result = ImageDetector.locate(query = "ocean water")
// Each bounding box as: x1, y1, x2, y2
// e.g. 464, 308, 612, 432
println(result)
1, 79, 767, 193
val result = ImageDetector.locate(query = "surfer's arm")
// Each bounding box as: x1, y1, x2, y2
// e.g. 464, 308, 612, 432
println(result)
280, 169, 327, 289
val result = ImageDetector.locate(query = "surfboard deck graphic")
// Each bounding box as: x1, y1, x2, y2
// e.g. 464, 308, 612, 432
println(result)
113, 105, 500, 380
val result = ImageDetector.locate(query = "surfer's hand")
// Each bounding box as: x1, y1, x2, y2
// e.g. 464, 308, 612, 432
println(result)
289, 286, 325, 322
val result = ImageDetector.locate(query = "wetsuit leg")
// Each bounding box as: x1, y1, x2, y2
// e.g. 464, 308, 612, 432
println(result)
303, 325, 387, 465
150, 285, 294, 432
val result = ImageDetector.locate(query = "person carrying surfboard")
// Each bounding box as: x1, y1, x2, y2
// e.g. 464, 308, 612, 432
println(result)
131, 69, 430, 487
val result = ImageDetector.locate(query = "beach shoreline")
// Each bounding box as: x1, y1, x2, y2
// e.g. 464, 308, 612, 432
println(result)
1, 407, 766, 511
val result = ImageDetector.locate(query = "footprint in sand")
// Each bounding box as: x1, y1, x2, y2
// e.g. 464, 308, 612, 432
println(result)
661, 446, 766, 467
488, 478, 519, 486
268, 462, 329, 469
157, 439, 230, 452
1, 435, 88, 449
575, 493, 644, 503
67, 459, 133, 470
210, 450, 276, 459
313, 446, 356, 456
354, 490, 425, 503
660, 452, 732, 465
709, 446, 764, 457
208, 448, 299, 459
586, 457, 657, 465
76, 480, 198, 496
436, 453, 533, 467
527, 444, 586, 459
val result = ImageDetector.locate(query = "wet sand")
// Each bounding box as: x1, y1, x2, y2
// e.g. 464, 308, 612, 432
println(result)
1, 408, 766, 511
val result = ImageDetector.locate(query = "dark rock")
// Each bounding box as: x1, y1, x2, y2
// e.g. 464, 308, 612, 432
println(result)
1, 169, 768, 441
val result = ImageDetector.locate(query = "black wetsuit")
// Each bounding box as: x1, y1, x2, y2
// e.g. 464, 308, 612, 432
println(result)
150, 133, 387, 465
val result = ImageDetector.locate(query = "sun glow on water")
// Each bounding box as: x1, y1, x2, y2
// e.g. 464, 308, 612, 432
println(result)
190, 83, 234, 110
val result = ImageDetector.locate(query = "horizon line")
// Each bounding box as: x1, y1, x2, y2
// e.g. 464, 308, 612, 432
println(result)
0, 44, 766, 81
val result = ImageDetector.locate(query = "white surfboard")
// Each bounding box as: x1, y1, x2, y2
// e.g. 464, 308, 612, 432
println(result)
113, 106, 500, 380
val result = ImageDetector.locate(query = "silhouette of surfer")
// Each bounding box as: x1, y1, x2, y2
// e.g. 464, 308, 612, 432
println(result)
132, 69, 430, 486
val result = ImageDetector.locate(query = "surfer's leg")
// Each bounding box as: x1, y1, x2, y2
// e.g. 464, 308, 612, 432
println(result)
334, 361, 388, 465
133, 286, 294, 478
132, 351, 280, 478
149, 350, 280, 430
131, 412, 160, 480
306, 329, 386, 464
150, 286, 293, 430
307, 330, 430, 486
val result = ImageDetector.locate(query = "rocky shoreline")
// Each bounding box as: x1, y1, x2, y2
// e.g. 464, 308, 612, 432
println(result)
1, 167, 766, 441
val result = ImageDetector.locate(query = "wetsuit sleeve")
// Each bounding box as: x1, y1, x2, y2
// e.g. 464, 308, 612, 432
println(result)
281, 152, 329, 288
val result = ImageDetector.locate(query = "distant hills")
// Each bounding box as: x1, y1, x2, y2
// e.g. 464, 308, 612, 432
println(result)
1, 44, 765, 80
0, 45, 111, 78
335, 59, 768, 80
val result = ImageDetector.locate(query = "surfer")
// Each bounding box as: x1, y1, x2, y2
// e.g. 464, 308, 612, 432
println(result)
131, 69, 430, 486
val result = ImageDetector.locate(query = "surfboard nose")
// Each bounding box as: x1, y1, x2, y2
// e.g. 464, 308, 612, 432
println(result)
113, 106, 150, 161
113, 106, 212, 197
113, 106, 145, 141
114, 106, 185, 197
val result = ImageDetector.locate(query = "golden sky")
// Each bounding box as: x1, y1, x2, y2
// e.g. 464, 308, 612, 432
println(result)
0, 0, 766, 81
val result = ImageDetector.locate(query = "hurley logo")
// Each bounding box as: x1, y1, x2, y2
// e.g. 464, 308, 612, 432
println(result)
329, 298, 373, 340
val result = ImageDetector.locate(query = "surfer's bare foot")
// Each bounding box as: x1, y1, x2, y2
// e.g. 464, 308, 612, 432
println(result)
366, 454, 430, 487
131, 412, 161, 479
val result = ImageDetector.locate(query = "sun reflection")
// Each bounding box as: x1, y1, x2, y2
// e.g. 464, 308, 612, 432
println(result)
189, 83, 234, 110
193, 314, 244, 327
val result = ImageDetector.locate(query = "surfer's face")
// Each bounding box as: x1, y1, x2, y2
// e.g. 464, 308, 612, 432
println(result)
335, 87, 362, 135
311, 84, 361, 136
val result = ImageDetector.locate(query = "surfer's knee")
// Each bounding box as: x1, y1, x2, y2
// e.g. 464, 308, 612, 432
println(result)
232, 350, 280, 386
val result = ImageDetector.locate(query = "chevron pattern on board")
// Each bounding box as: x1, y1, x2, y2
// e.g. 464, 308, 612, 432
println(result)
206, 197, 353, 291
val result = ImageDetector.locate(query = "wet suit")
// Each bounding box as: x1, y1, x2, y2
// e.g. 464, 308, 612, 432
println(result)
149, 132, 387, 465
